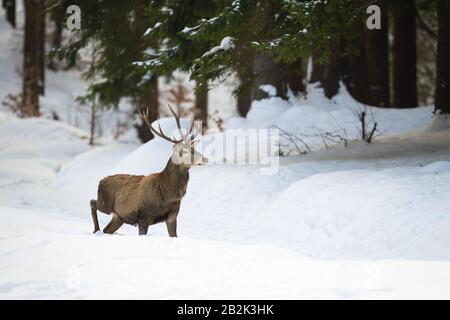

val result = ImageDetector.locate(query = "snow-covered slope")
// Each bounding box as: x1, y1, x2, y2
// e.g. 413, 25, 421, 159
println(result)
2, 206, 450, 299
1, 103, 449, 299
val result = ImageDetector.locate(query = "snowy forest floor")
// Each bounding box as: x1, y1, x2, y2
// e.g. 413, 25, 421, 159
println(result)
1, 10, 450, 299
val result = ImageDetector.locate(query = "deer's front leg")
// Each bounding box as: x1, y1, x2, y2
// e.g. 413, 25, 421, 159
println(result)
165, 204, 180, 237
138, 219, 149, 236
165, 215, 177, 237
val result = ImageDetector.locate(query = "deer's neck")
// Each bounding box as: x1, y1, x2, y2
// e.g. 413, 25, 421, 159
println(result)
157, 158, 190, 201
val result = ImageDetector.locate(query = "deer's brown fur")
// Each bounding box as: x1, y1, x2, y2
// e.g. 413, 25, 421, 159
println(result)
90, 105, 206, 236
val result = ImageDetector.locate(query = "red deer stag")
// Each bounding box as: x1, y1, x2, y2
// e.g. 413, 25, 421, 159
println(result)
90, 105, 207, 236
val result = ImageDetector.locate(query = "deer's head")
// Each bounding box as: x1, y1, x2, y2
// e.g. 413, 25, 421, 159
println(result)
140, 105, 208, 168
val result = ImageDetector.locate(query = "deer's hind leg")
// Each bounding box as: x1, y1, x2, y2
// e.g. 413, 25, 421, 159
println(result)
138, 219, 149, 236
103, 214, 124, 234
90, 199, 100, 234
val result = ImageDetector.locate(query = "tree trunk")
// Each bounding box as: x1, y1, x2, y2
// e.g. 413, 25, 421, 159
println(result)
22, 0, 42, 117
393, 0, 417, 107
310, 56, 340, 99
252, 52, 287, 100
341, 22, 370, 104
195, 81, 208, 130
237, 77, 253, 117
135, 77, 159, 142
341, 52, 370, 104
365, 0, 389, 107
5, 0, 15, 28
286, 59, 305, 96
89, 98, 97, 146
435, 0, 450, 114
36, 0, 45, 95
236, 48, 255, 117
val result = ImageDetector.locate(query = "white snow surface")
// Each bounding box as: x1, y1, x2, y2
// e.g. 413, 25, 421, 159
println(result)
1, 9, 450, 299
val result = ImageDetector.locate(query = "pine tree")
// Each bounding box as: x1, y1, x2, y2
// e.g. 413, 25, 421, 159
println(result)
182, 0, 290, 100
140, 0, 216, 126
54, 0, 166, 141
183, 0, 367, 101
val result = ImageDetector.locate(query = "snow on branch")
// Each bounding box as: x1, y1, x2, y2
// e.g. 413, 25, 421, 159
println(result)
143, 22, 162, 36
201, 37, 235, 58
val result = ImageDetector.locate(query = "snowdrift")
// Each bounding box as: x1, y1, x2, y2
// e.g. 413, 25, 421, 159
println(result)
0, 115, 90, 184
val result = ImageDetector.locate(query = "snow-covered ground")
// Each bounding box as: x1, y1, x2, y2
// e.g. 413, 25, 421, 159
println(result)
1, 9, 450, 299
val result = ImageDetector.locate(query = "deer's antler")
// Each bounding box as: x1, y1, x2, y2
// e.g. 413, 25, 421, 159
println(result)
139, 108, 182, 143
139, 105, 197, 144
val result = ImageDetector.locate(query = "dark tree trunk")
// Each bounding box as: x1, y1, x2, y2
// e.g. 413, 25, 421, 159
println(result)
136, 77, 159, 142
195, 81, 208, 130
286, 59, 305, 96
22, 0, 42, 117
393, 0, 417, 107
310, 56, 340, 99
89, 98, 97, 146
341, 23, 370, 104
365, 0, 390, 107
36, 0, 45, 95
435, 0, 450, 114
237, 77, 253, 117
5, 0, 15, 28
236, 48, 255, 117
341, 50, 370, 104
252, 52, 287, 100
